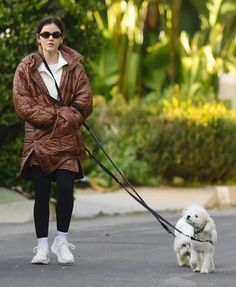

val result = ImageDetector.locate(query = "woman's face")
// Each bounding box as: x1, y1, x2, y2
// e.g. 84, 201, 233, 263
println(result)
37, 23, 63, 54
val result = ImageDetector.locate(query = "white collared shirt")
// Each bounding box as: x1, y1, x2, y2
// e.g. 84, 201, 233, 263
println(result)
38, 51, 67, 100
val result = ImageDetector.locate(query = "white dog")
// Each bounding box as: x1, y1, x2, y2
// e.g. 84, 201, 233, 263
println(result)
185, 204, 217, 273
173, 210, 194, 267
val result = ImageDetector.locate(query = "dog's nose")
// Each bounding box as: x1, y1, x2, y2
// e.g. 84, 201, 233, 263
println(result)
187, 215, 191, 220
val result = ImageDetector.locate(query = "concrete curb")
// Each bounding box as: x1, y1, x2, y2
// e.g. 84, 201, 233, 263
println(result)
73, 186, 236, 218
0, 200, 34, 223
1, 186, 236, 223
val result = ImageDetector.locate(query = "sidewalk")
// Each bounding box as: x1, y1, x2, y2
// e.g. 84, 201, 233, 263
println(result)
0, 184, 236, 223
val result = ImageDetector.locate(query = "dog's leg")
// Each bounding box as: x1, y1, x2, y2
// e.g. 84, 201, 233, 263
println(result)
184, 256, 190, 267
177, 253, 187, 266
210, 259, 215, 271
210, 249, 215, 271
179, 255, 190, 267
190, 250, 201, 272
176, 253, 182, 266
200, 252, 212, 273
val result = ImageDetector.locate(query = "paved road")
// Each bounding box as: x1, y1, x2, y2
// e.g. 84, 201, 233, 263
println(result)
0, 210, 236, 287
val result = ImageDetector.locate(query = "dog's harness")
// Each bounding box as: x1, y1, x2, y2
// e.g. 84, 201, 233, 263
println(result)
192, 224, 214, 245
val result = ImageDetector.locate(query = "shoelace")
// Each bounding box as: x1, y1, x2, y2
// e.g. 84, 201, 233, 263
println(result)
56, 240, 75, 250
33, 245, 48, 253
62, 242, 75, 250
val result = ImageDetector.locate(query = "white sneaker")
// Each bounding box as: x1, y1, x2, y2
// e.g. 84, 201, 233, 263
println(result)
51, 238, 75, 264
31, 245, 49, 264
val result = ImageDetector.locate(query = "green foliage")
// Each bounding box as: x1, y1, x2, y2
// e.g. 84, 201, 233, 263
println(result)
0, 131, 34, 194
142, 97, 236, 184
91, 0, 236, 100
83, 95, 236, 188
179, 0, 236, 98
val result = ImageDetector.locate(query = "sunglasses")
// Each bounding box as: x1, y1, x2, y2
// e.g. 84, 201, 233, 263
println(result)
39, 31, 63, 39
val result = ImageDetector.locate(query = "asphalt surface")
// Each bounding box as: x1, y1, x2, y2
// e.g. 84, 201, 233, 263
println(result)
0, 210, 236, 287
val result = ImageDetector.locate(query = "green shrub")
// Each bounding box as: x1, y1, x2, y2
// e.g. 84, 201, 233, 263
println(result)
142, 97, 236, 184
83, 95, 236, 188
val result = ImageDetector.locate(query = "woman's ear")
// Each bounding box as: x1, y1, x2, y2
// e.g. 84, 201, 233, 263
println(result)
36, 34, 41, 45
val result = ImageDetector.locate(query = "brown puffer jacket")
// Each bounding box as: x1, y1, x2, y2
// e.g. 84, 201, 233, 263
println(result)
13, 44, 93, 178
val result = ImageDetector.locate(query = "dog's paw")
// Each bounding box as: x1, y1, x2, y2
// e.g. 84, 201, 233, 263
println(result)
210, 262, 215, 271
200, 268, 210, 274
179, 262, 189, 267
193, 267, 200, 272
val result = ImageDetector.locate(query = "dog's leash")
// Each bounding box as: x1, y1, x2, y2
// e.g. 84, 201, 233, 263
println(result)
84, 143, 176, 237
38, 52, 211, 244
83, 121, 215, 245
37, 52, 172, 232
83, 121, 175, 232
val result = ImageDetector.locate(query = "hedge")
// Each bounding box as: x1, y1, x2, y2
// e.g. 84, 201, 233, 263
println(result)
82, 96, 236, 187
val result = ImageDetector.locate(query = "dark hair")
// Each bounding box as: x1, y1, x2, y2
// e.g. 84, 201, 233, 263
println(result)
36, 16, 64, 34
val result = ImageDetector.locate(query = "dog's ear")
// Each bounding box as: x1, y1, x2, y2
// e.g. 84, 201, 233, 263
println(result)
182, 207, 189, 216
204, 217, 215, 233
173, 239, 181, 253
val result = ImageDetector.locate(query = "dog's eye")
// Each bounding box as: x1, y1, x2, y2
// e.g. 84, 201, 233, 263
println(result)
182, 244, 186, 247
195, 215, 198, 218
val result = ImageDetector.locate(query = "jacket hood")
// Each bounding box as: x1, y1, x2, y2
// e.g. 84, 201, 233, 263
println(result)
21, 44, 82, 71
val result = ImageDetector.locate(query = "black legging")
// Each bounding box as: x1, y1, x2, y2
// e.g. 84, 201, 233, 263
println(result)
32, 166, 75, 238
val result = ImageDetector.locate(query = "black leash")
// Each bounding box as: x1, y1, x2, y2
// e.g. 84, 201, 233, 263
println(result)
83, 121, 214, 245
83, 121, 179, 237
38, 52, 210, 244
85, 145, 176, 237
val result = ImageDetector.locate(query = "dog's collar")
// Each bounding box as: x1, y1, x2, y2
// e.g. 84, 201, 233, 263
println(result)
194, 222, 207, 234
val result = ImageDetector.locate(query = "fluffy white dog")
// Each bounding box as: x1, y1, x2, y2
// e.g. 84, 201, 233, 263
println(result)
185, 204, 217, 273
173, 210, 194, 267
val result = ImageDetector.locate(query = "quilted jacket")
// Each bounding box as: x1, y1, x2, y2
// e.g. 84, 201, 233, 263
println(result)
13, 44, 93, 178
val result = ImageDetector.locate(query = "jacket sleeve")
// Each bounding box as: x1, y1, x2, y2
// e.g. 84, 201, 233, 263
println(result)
70, 63, 93, 124
13, 62, 56, 128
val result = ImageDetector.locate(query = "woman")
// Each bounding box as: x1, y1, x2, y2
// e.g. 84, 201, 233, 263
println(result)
13, 16, 92, 264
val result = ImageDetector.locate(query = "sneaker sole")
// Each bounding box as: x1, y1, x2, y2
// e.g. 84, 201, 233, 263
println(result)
31, 258, 50, 265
